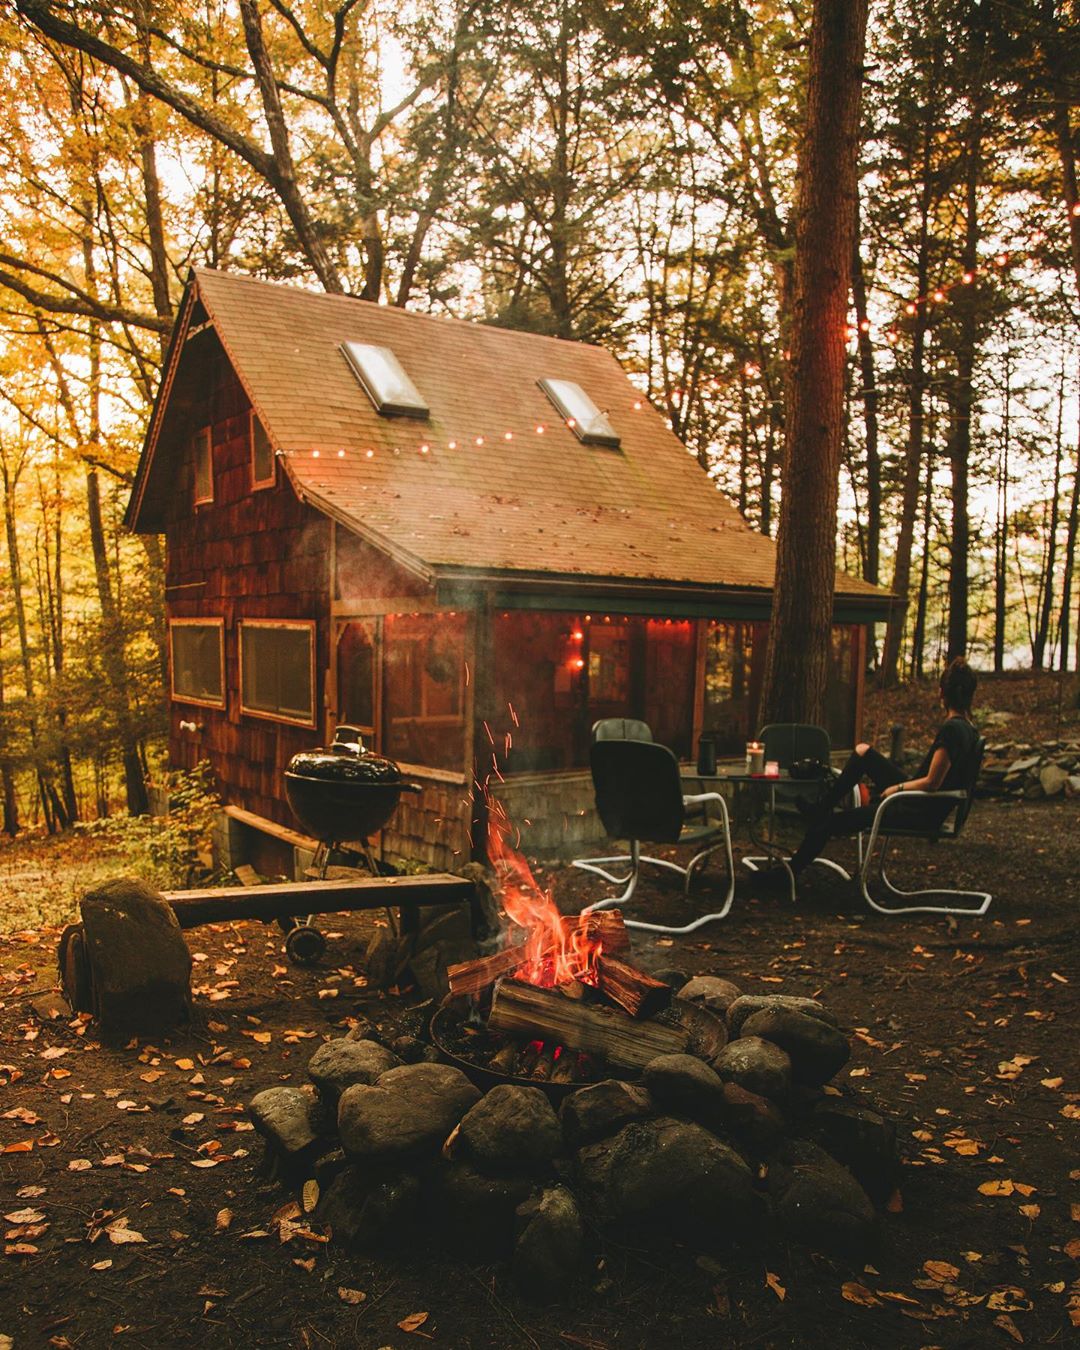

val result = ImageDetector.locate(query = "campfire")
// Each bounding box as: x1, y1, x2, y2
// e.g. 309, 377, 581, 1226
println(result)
435, 799, 711, 1084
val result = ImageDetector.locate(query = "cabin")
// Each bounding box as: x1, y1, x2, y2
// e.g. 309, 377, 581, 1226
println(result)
126, 268, 891, 876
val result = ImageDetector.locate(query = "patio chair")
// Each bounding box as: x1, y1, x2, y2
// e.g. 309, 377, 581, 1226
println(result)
574, 730, 735, 933
855, 736, 991, 917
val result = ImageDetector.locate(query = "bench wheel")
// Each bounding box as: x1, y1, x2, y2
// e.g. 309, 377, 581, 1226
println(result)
285, 925, 326, 966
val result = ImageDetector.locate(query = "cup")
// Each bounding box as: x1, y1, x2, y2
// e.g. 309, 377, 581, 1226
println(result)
746, 741, 765, 775
697, 736, 717, 776
765, 760, 780, 778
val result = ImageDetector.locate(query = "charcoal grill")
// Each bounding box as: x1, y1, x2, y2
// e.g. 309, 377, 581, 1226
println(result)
281, 726, 421, 962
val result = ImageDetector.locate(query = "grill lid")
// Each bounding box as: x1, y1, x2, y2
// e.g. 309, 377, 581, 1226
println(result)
286, 748, 404, 785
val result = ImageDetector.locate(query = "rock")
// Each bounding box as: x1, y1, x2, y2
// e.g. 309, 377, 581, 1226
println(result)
362, 928, 399, 991
345, 1016, 382, 1044
514, 1186, 585, 1301
652, 967, 690, 989
576, 1116, 759, 1237
457, 1085, 562, 1170
1039, 763, 1069, 797
711, 1036, 792, 1102
770, 1140, 878, 1257
1006, 754, 1041, 775
560, 1080, 653, 1147
317, 1164, 421, 1247
712, 1082, 786, 1157
338, 1062, 481, 1158
677, 976, 742, 1015
78, 878, 192, 1031
811, 1100, 899, 1203
412, 903, 474, 953
434, 1161, 534, 1250
389, 1035, 434, 1064
308, 1038, 404, 1103
409, 938, 477, 1001
643, 1054, 727, 1123
249, 1086, 319, 1156
1066, 775, 1080, 798
739, 1008, 850, 1087
726, 994, 837, 1037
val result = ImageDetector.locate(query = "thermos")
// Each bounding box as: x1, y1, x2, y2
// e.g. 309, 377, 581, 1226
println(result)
697, 735, 717, 775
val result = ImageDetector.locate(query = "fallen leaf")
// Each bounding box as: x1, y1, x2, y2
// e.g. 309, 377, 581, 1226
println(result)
1071, 1203, 1080, 1223
765, 1270, 785, 1301
174, 1059, 195, 1071
105, 1219, 146, 1245
15, 1187, 45, 1199
993, 1313, 1024, 1343
5, 1242, 39, 1256
338, 1287, 367, 1304
293, 1257, 315, 1272
1040, 1078, 1063, 1090
987, 1288, 1031, 1312
886, 1189, 903, 1213
91, 1259, 113, 1271
877, 1290, 921, 1305
190, 1159, 222, 1169
1, 1141, 33, 1154
68, 1159, 92, 1172
302, 1179, 319, 1214
215, 1209, 233, 1233
398, 1312, 429, 1333
923, 1260, 961, 1282
4, 1209, 45, 1224
1019, 1204, 1040, 1219
841, 1282, 881, 1307
979, 1180, 1015, 1196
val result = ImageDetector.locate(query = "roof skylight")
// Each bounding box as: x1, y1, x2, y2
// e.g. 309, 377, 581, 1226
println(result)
341, 342, 429, 419
537, 378, 620, 448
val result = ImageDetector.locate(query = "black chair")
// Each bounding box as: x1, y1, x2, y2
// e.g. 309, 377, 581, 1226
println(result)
574, 725, 736, 933
856, 736, 991, 916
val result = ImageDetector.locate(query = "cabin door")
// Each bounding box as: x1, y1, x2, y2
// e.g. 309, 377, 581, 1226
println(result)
332, 618, 379, 750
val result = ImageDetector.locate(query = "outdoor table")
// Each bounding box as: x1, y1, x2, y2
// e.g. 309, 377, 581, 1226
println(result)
681, 768, 802, 900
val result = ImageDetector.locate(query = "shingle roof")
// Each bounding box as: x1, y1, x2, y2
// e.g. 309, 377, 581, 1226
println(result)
129, 268, 888, 605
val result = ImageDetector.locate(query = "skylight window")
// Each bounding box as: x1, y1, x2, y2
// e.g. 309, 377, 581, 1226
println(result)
537, 379, 620, 448
341, 342, 429, 419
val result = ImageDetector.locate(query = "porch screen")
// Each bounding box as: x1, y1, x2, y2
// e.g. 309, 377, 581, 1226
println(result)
491, 612, 694, 772
381, 613, 466, 771
170, 620, 224, 707
239, 621, 314, 724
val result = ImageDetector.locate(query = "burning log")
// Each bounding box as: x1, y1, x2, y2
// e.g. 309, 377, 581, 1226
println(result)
556, 978, 587, 1001
517, 1041, 541, 1075
595, 955, 672, 1020
447, 944, 527, 997
550, 1049, 576, 1084
561, 910, 630, 955
488, 978, 689, 1071
488, 1043, 518, 1074
531, 1043, 556, 1082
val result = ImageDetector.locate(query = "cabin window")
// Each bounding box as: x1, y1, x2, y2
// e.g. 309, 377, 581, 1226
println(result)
250, 412, 275, 489
170, 619, 225, 707
537, 379, 620, 448
340, 342, 429, 419
192, 427, 213, 504
490, 612, 694, 772
381, 613, 466, 771
239, 620, 315, 726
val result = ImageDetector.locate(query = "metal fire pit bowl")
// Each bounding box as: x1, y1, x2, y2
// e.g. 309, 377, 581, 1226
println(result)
429, 995, 727, 1104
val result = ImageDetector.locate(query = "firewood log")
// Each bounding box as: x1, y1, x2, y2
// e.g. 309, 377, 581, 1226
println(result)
595, 955, 672, 1019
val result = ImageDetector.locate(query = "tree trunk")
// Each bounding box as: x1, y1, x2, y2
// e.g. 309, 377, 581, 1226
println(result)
761, 0, 869, 725
993, 355, 1010, 672
851, 190, 880, 584
0, 622, 18, 836
911, 440, 935, 680
1033, 363, 1065, 668
1059, 407, 1080, 672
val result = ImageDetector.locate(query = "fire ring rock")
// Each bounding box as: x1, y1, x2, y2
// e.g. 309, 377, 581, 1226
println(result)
249, 1086, 320, 1157
317, 1163, 421, 1247
513, 1185, 585, 1301
559, 1080, 654, 1147
337, 1062, 481, 1159
769, 1139, 879, 1257
78, 878, 192, 1032
710, 1035, 792, 1102
308, 1038, 404, 1104
739, 1007, 851, 1086
575, 1115, 759, 1235
726, 994, 838, 1037
456, 1084, 562, 1169
643, 1053, 728, 1124
676, 976, 743, 1016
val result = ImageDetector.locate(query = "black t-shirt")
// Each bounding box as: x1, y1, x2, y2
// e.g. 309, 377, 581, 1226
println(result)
916, 716, 979, 789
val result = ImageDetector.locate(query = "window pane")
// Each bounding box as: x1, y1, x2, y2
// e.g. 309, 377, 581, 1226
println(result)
171, 622, 223, 704
252, 416, 274, 485
337, 620, 376, 730
643, 619, 695, 760
382, 613, 465, 770
193, 429, 213, 502
241, 624, 313, 722
702, 621, 767, 753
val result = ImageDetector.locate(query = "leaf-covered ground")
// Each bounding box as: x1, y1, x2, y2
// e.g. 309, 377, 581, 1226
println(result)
1, 793, 1078, 1349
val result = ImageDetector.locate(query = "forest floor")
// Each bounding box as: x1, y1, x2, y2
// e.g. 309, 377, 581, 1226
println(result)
0, 671, 1078, 1348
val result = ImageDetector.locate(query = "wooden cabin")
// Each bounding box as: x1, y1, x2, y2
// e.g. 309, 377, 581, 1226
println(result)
126, 269, 891, 874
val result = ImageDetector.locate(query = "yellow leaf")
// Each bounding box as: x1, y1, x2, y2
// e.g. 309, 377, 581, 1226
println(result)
993, 1313, 1024, 1342
293, 1257, 315, 1272
175, 1059, 195, 1070
398, 1312, 429, 1333
1013, 1183, 1036, 1197
841, 1282, 881, 1307
215, 1209, 233, 1232
923, 1260, 961, 1282
1040, 1078, 1063, 1090
765, 1271, 785, 1301
978, 1179, 1014, 1196
1062, 1104, 1080, 1120
877, 1290, 921, 1305
987, 1287, 1031, 1311
302, 1180, 319, 1214
1071, 1203, 1080, 1223
1019, 1204, 1040, 1219
338, 1288, 367, 1304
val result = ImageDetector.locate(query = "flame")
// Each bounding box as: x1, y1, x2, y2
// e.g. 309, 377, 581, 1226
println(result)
486, 794, 602, 988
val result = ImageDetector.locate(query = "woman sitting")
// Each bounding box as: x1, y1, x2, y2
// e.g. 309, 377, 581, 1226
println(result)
761, 657, 980, 889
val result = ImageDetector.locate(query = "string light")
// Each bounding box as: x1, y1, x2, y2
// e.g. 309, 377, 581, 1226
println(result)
504, 431, 513, 441
336, 449, 344, 457
365, 449, 374, 459
475, 435, 484, 446
448, 439, 457, 449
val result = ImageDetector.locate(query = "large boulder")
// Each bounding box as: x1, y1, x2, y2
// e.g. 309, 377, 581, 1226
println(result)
711, 1082, 786, 1158
514, 1186, 585, 1301
711, 1036, 792, 1102
308, 1038, 403, 1103
433, 1161, 534, 1252
559, 1080, 653, 1147
575, 1116, 759, 1238
78, 878, 192, 1031
249, 1086, 320, 1158
456, 1085, 562, 1170
810, 1099, 899, 1203
739, 1008, 850, 1087
769, 1140, 879, 1257
338, 1062, 481, 1159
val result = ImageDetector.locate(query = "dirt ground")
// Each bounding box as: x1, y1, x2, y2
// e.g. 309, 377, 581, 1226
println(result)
1, 790, 1078, 1350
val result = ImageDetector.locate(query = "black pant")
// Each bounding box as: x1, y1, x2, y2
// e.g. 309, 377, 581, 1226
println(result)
788, 747, 902, 873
